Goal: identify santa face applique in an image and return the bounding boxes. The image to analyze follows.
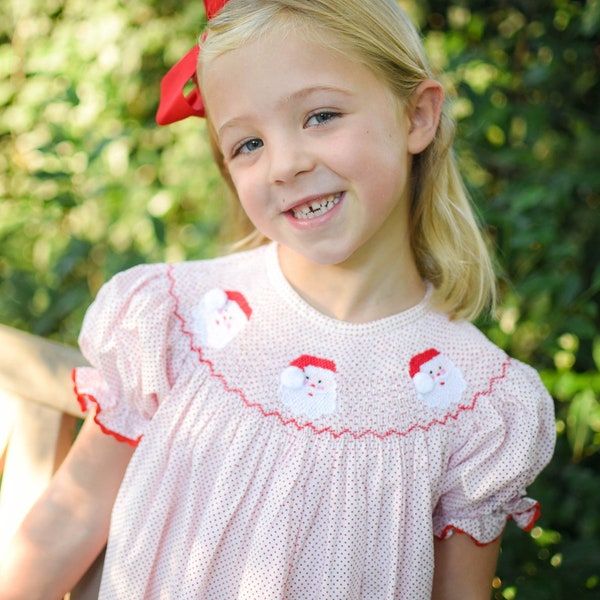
[279,355,337,420]
[409,348,466,410]
[192,288,252,349]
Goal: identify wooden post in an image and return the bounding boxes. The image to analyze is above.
[0,324,103,599]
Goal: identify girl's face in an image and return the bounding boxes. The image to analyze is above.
[203,29,417,271]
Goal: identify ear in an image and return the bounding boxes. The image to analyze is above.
[407,79,444,155]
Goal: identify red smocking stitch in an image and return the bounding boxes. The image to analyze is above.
[166,265,511,440]
[71,368,141,447]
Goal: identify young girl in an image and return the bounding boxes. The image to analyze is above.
[0,0,555,598]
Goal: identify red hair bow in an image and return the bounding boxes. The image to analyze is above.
[155,0,229,125]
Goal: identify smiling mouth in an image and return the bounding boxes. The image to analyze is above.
[291,193,342,220]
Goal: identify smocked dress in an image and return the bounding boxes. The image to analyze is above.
[73,243,556,599]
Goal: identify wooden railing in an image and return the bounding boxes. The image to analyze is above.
[0,324,104,599]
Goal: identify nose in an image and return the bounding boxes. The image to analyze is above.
[267,133,315,184]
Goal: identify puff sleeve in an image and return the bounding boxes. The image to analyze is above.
[433,359,556,544]
[72,264,176,445]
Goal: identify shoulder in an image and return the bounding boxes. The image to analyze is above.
[171,245,270,282]
[168,246,272,315]
[412,310,553,413]
[98,262,170,296]
[443,317,548,397]
[82,246,270,336]
[95,246,268,303]
[415,310,509,376]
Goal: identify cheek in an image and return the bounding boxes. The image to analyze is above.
[349,131,409,195]
[229,171,248,203]
[230,176,263,221]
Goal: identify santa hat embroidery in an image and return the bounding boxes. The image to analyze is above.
[409,348,440,379]
[291,354,337,372]
[223,290,252,320]
[281,355,337,389]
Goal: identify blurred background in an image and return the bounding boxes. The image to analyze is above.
[0,0,598,597]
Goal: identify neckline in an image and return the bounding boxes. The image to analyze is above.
[264,242,433,334]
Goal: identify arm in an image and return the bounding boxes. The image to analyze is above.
[432,532,501,600]
[0,412,136,600]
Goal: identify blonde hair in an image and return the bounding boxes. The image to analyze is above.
[199,0,496,321]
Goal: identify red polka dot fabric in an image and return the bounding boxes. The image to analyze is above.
[73,243,556,599]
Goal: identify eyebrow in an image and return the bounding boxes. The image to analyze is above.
[279,85,352,106]
[216,85,352,138]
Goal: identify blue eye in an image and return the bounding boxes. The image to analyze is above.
[233,138,263,157]
[305,111,340,127]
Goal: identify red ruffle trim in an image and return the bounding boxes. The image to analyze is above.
[435,525,503,547]
[71,368,141,447]
[435,502,541,546]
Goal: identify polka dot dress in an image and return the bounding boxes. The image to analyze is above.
[73,243,556,599]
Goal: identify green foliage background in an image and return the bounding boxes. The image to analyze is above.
[1,0,599,597]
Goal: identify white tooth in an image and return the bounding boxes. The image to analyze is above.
[292,193,341,219]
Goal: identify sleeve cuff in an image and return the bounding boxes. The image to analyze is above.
[72,368,142,446]
[434,497,541,546]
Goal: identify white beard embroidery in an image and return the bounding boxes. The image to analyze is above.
[412,355,467,410]
[279,365,337,420]
[193,289,249,349]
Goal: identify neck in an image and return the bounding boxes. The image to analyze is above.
[277,245,426,323]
